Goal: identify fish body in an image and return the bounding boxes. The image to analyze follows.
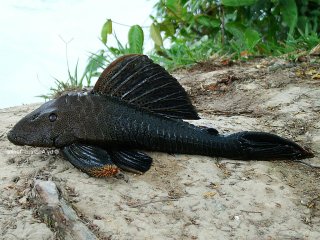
[7,55,314,177]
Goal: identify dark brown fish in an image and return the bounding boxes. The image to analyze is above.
[7,55,314,177]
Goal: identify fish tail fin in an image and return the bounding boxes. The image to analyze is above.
[220,131,314,160]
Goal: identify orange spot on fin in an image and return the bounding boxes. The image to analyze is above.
[87,165,119,177]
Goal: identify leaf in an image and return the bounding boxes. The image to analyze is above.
[240,50,250,58]
[159,20,175,38]
[128,25,144,54]
[279,0,298,37]
[244,28,260,50]
[195,15,220,28]
[101,19,112,45]
[310,43,320,56]
[297,16,309,34]
[203,191,216,199]
[222,0,257,6]
[166,0,183,18]
[85,50,105,74]
[150,23,163,47]
[225,22,245,41]
[108,47,121,56]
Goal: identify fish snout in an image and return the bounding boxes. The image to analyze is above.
[7,130,25,146]
[7,128,55,147]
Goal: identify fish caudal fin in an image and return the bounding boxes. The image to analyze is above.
[223,131,314,160]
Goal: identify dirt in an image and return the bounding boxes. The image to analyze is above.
[0,57,319,239]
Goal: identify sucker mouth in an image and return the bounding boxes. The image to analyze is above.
[7,130,26,146]
[8,130,57,148]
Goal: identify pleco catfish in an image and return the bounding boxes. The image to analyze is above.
[7,55,314,177]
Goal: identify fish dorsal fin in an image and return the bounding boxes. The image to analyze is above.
[93,54,199,119]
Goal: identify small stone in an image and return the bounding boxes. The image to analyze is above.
[300,199,307,205]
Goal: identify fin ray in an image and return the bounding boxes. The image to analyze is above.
[62,143,153,175]
[93,54,199,119]
[62,144,119,177]
[110,150,153,174]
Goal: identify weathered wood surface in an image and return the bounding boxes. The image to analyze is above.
[32,180,97,240]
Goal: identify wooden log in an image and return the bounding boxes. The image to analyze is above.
[32,180,97,240]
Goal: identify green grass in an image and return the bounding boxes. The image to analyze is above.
[39,48,106,100]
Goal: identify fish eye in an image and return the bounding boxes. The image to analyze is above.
[49,113,57,122]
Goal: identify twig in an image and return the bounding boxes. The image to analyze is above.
[0,210,23,216]
[218,4,225,45]
[129,197,179,208]
[111,20,149,28]
[295,160,320,169]
[240,210,263,215]
[262,173,274,181]
[199,109,262,117]
[219,161,246,165]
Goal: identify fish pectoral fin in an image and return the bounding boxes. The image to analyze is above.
[110,150,153,174]
[62,144,152,176]
[61,143,119,177]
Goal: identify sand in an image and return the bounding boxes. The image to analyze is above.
[0,57,319,239]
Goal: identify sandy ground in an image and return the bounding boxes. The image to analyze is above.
[0,57,319,239]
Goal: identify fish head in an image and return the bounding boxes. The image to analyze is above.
[7,95,78,148]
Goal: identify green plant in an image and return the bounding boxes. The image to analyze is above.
[43,20,148,99]
[149,0,320,66]
[78,19,147,79]
[45,0,320,97]
[91,1,320,71]
[100,19,145,58]
[39,40,101,99]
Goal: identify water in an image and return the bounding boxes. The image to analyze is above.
[0,0,156,108]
